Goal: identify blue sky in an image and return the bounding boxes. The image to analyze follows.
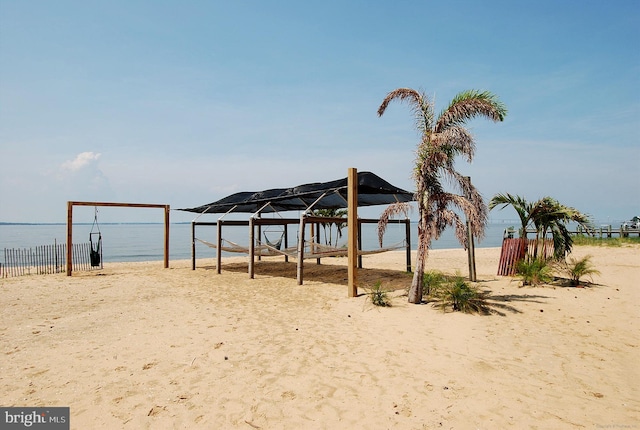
[1,0,638,225]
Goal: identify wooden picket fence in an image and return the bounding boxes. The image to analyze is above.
[497,237,555,276]
[1,242,100,278]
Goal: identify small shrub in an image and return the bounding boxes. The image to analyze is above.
[422,270,448,296]
[430,275,490,314]
[366,281,392,307]
[563,255,600,286]
[516,257,553,286]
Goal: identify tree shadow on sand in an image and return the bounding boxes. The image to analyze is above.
[480,293,552,316]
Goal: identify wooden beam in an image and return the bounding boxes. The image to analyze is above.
[66,201,73,276]
[164,205,170,269]
[296,213,305,285]
[249,216,255,279]
[347,167,358,297]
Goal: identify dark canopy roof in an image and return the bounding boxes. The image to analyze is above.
[180,171,415,214]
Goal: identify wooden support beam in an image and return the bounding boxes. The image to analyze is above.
[66,201,73,276]
[347,167,358,297]
[164,205,170,269]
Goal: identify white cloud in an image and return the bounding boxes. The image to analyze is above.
[61,152,101,172]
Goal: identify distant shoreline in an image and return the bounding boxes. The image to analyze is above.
[0,222,193,226]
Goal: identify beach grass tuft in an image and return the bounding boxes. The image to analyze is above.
[365,281,392,307]
[516,258,554,286]
[428,272,491,314]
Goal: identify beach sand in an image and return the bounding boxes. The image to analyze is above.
[1,245,639,429]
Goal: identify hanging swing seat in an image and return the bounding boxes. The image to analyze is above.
[90,233,102,267]
[89,208,103,268]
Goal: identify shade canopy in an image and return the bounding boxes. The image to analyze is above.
[180,171,415,214]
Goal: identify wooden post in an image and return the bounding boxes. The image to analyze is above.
[164,205,170,269]
[216,221,222,274]
[466,219,477,282]
[66,201,73,276]
[463,177,477,282]
[348,167,358,297]
[405,218,412,273]
[249,216,255,279]
[191,222,196,270]
[296,214,306,285]
[357,220,363,269]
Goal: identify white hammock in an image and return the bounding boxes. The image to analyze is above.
[195,237,281,256]
[302,240,407,259]
[197,237,407,259]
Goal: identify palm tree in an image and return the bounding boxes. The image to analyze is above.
[313,208,347,247]
[528,197,590,259]
[378,88,507,304]
[489,193,591,260]
[489,193,532,238]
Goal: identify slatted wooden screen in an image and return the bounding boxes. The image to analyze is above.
[497,238,555,276]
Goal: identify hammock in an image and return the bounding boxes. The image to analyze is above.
[196,237,283,257]
[357,240,407,255]
[302,239,408,259]
[197,237,407,259]
[263,232,283,250]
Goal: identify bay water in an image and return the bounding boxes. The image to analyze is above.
[0,222,510,264]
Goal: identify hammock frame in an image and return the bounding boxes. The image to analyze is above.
[191,215,412,283]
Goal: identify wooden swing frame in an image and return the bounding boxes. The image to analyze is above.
[66,201,170,276]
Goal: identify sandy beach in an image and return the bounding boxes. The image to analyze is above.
[1,245,639,429]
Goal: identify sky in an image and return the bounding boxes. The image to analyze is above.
[1,0,638,225]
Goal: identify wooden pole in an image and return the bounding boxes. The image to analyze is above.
[466,219,477,282]
[66,201,73,276]
[216,221,222,274]
[347,167,358,297]
[249,216,255,279]
[405,218,412,273]
[296,214,305,285]
[463,177,477,282]
[164,205,170,269]
[357,220,363,269]
[191,222,196,270]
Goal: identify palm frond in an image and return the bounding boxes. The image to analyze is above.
[431,126,475,162]
[377,88,421,116]
[377,202,412,247]
[435,90,507,132]
[377,88,433,134]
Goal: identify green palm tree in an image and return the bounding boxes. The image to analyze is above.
[378,88,507,304]
[529,197,590,259]
[313,208,347,246]
[489,193,591,260]
[489,193,532,238]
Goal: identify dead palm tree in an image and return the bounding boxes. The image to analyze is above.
[378,88,507,303]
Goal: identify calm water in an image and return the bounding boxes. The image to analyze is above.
[0,222,509,264]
